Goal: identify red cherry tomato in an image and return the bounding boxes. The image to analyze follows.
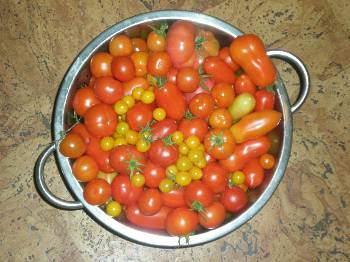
[137,188,163,215]
[111,56,135,82]
[178,117,208,141]
[90,52,113,78]
[123,77,149,95]
[230,34,276,87]
[243,158,264,189]
[235,74,257,95]
[184,181,214,208]
[165,208,198,236]
[126,205,172,230]
[161,188,186,208]
[84,103,117,138]
[111,174,142,205]
[59,133,86,159]
[254,89,275,111]
[155,82,185,121]
[110,145,146,176]
[86,136,114,173]
[219,136,271,172]
[218,47,240,71]
[151,119,177,141]
[73,87,100,117]
[202,162,228,193]
[148,139,179,168]
[126,102,153,131]
[72,155,99,182]
[203,56,236,84]
[147,51,172,76]
[94,76,123,104]
[109,34,133,56]
[204,128,235,160]
[167,21,195,65]
[259,153,276,170]
[143,161,166,188]
[211,83,235,108]
[84,178,111,205]
[199,202,226,229]
[176,67,200,93]
[189,93,215,119]
[221,186,248,213]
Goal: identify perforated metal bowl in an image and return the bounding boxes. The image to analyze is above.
[35,11,309,247]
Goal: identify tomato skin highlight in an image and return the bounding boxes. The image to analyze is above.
[184,181,214,208]
[203,56,236,84]
[126,205,172,230]
[111,56,135,82]
[221,186,248,213]
[73,87,101,117]
[230,110,281,143]
[111,174,142,205]
[161,188,187,208]
[126,102,153,131]
[202,162,228,194]
[219,136,271,172]
[165,208,199,236]
[147,51,172,76]
[94,76,124,104]
[243,158,265,189]
[148,139,179,168]
[90,52,113,78]
[155,82,186,121]
[189,93,215,119]
[137,188,163,216]
[230,34,276,87]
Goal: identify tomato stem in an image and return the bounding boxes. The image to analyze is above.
[195,36,204,50]
[162,135,175,146]
[209,131,224,152]
[184,110,195,120]
[234,68,244,77]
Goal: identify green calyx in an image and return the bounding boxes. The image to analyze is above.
[162,135,174,146]
[209,131,224,151]
[184,110,195,120]
[140,121,154,143]
[191,200,208,222]
[149,21,168,37]
[124,151,144,179]
[195,36,204,50]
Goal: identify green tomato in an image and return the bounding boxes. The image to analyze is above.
[228,93,256,121]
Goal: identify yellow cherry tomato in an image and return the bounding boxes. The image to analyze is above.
[116,122,129,135]
[114,137,127,146]
[117,114,126,122]
[179,143,189,155]
[171,131,184,145]
[159,178,175,193]
[114,100,128,114]
[112,131,123,139]
[230,171,245,185]
[195,158,207,168]
[125,130,139,144]
[189,167,203,180]
[176,156,193,171]
[136,139,150,152]
[153,108,166,121]
[141,90,155,104]
[100,136,114,151]
[185,135,200,149]
[188,149,204,163]
[106,201,122,217]
[123,95,135,108]
[197,144,205,152]
[132,87,144,100]
[131,173,145,188]
[175,171,192,186]
[166,165,178,178]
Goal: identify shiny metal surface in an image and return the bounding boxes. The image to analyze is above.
[34,10,309,247]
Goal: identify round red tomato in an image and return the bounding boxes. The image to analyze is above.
[199,202,226,229]
[143,161,166,188]
[209,108,233,129]
[202,162,228,193]
[161,188,186,208]
[151,119,177,141]
[126,102,153,131]
[221,186,248,213]
[166,67,178,84]
[184,181,214,208]
[90,52,113,78]
[235,74,257,95]
[178,117,208,141]
[72,155,99,182]
[110,145,146,176]
[111,174,142,205]
[137,188,163,215]
[84,103,117,138]
[243,158,264,189]
[59,133,86,159]
[94,76,123,104]
[111,56,135,82]
[204,128,235,160]
[189,93,215,119]
[165,208,198,236]
[83,178,111,205]
[148,139,179,168]
[166,21,195,66]
[109,34,133,57]
[73,87,100,117]
[211,83,235,108]
[147,51,172,76]
[177,67,200,93]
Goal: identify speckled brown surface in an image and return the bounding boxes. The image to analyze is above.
[1,0,349,261]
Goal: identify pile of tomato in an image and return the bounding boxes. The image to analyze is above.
[59,20,281,239]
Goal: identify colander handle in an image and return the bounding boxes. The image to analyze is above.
[267,49,310,113]
[34,143,83,210]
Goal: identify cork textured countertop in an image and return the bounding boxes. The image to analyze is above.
[1,1,349,261]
